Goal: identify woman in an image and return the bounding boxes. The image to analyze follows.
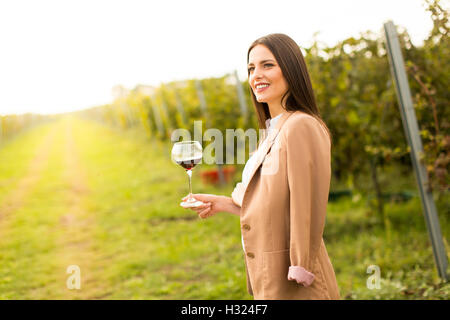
[182,33,340,300]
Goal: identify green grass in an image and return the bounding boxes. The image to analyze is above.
[0,115,448,299]
[0,123,53,205]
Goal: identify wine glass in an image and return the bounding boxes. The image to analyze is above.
[172,141,205,208]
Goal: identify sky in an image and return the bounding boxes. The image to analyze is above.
[0,0,442,115]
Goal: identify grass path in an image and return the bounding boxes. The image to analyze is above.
[0,116,247,299]
[0,115,448,300]
[52,119,104,299]
[0,127,54,223]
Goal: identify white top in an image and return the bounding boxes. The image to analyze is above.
[240,113,283,251]
[241,113,283,185]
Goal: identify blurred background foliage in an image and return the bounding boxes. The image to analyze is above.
[2,1,448,214]
[66,1,448,209]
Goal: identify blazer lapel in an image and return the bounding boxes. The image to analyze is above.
[241,111,295,206]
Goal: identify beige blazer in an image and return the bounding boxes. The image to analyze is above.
[231,111,340,300]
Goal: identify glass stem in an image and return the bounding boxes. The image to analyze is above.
[187,169,193,201]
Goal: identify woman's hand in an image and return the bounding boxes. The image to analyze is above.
[181,194,240,219]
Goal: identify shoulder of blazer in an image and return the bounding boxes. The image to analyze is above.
[282,112,321,135]
[285,111,316,124]
[281,112,330,146]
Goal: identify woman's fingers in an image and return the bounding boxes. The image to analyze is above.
[198,207,212,219]
[192,203,211,212]
[182,193,215,203]
[185,203,212,216]
[199,203,214,218]
[180,195,215,218]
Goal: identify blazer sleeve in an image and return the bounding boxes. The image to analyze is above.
[284,117,331,286]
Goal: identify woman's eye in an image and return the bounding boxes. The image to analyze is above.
[264,63,274,68]
[247,67,255,73]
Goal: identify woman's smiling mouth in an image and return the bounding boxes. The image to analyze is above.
[255,83,270,93]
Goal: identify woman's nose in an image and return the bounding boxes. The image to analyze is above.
[254,66,263,77]
[252,68,263,81]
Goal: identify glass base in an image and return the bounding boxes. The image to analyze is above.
[180,199,205,208]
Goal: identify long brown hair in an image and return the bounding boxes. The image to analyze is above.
[247,33,332,145]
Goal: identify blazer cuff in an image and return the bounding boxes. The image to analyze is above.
[287,266,315,287]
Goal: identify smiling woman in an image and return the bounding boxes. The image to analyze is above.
[184,33,340,300]
[247,46,288,120]
[246,34,332,134]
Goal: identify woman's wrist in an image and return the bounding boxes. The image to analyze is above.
[220,196,241,216]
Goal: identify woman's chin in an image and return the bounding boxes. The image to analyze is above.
[256,95,267,103]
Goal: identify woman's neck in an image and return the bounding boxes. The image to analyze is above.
[268,101,285,118]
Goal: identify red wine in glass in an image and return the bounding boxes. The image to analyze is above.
[176,157,202,171]
[171,141,204,208]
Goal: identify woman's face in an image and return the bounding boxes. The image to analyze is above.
[248,44,289,106]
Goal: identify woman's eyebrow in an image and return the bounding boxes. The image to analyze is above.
[247,59,275,66]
